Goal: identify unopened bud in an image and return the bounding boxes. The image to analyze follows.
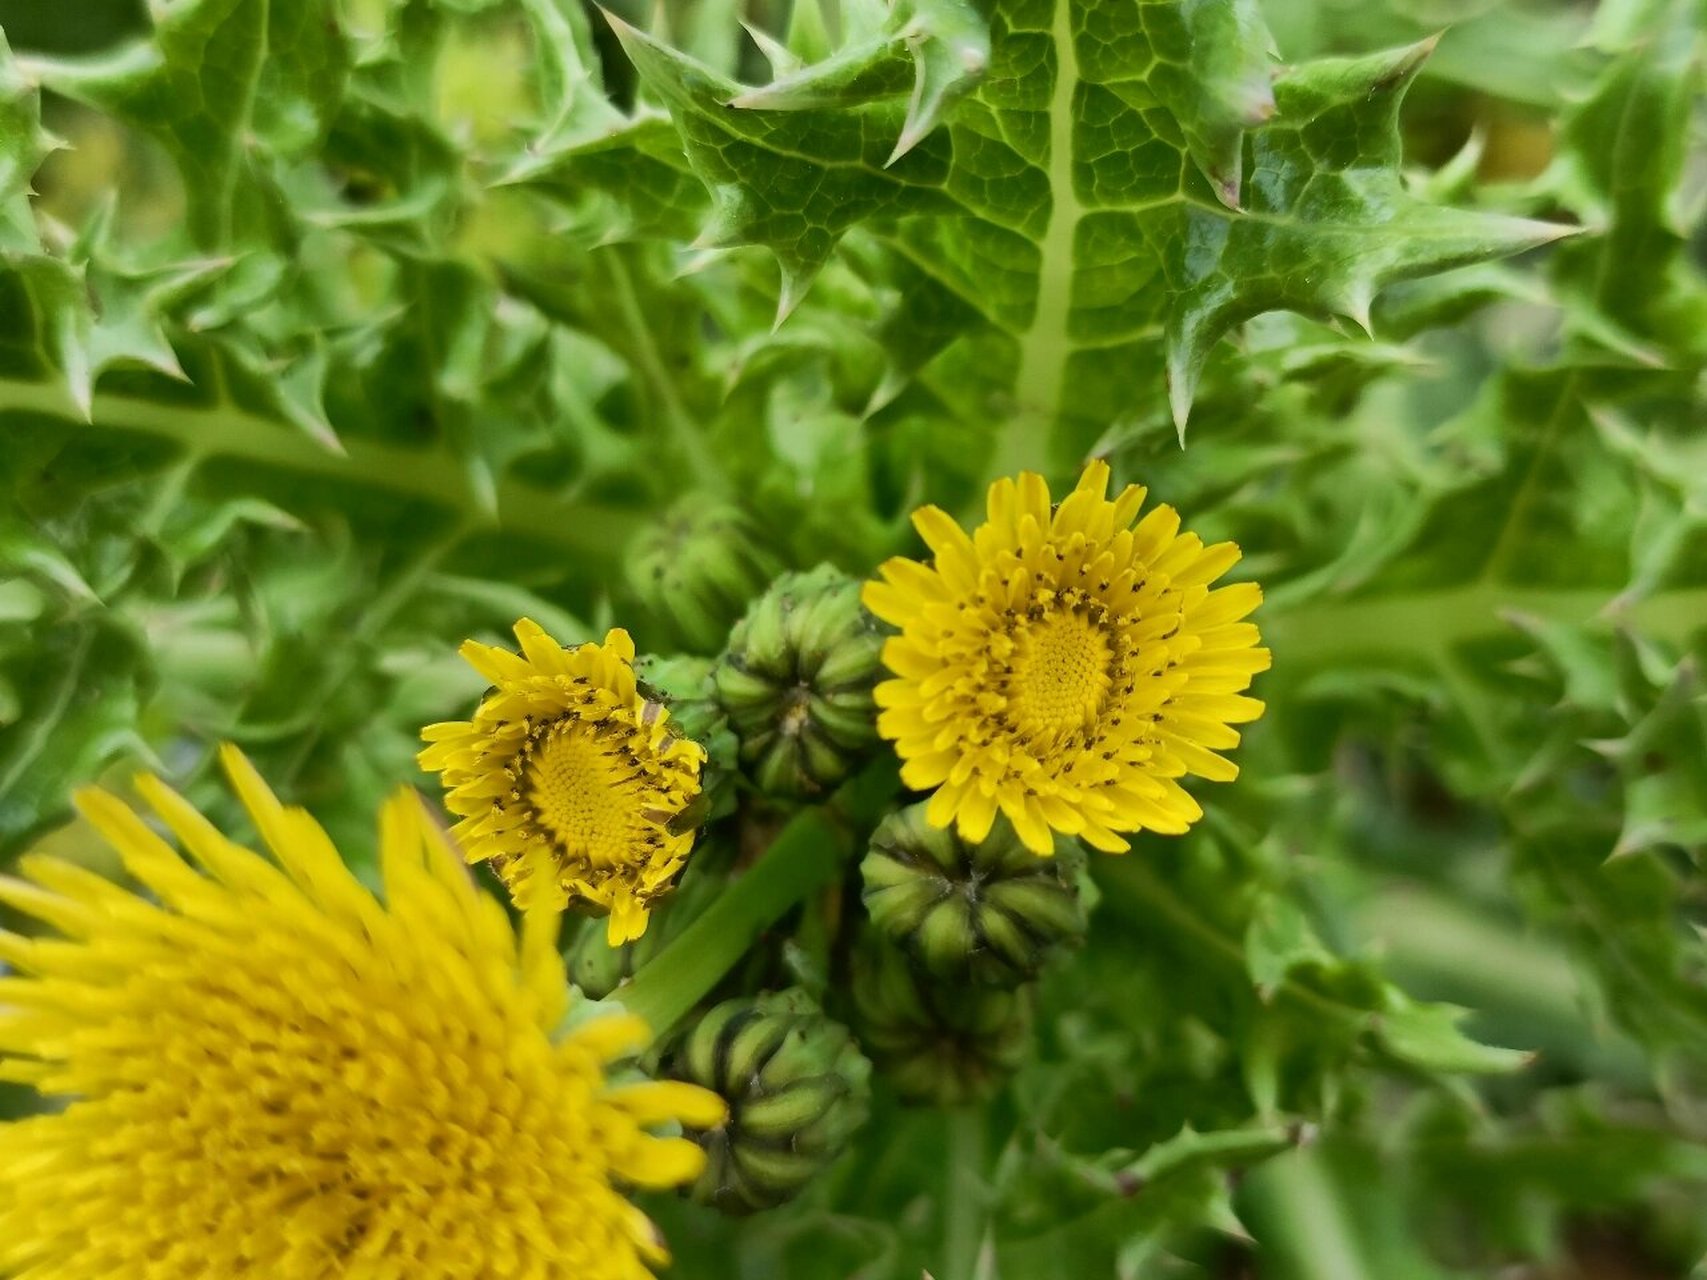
[666,990,871,1213]
[713,565,884,799]
[626,499,784,653]
[863,805,1086,987]
[850,939,1032,1106]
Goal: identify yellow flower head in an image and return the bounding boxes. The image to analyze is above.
[420,619,706,944]
[0,747,725,1280]
[862,461,1270,855]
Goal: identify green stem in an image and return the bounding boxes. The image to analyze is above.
[1264,583,1707,666]
[595,247,727,496]
[1248,1150,1369,1280]
[620,807,848,1035]
[0,377,639,556]
[942,1107,987,1280]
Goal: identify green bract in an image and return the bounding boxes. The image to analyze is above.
[666,989,873,1214]
[850,935,1036,1106]
[2,0,1704,1276]
[862,802,1087,986]
[713,564,885,798]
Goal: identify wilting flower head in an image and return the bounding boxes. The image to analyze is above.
[420,619,706,943]
[862,461,1269,855]
[0,746,724,1280]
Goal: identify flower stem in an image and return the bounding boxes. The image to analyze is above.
[942,1107,987,1280]
[620,807,848,1036]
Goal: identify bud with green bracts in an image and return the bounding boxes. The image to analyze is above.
[665,990,871,1214]
[713,564,885,799]
[862,804,1086,987]
[625,499,784,653]
[850,938,1033,1107]
[634,652,739,822]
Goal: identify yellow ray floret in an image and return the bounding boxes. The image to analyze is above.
[862,461,1270,855]
[419,620,706,944]
[0,746,725,1280]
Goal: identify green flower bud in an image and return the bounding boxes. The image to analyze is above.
[626,499,784,653]
[850,939,1033,1107]
[634,652,739,823]
[666,990,871,1214]
[862,805,1086,987]
[713,565,884,799]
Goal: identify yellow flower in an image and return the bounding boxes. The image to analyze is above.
[0,746,725,1280]
[420,620,706,944]
[862,461,1269,855]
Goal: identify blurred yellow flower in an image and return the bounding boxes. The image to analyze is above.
[863,461,1269,854]
[420,620,706,943]
[0,746,724,1280]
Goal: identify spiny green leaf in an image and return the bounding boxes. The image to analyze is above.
[0,27,58,248]
[1163,37,1568,427]
[1244,892,1333,1001]
[1115,1122,1298,1185]
[1374,996,1533,1076]
[0,31,93,414]
[607,8,957,320]
[28,0,350,248]
[616,3,1566,472]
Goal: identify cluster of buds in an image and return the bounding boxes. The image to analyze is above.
[712,565,886,799]
[602,513,1091,1181]
[850,806,1089,1102]
[666,991,871,1214]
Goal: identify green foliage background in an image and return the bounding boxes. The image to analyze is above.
[1,0,1704,1275]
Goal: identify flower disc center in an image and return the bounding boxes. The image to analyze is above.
[527,722,643,867]
[1005,608,1113,740]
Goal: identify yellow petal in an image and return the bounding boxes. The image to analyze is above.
[613,1135,706,1189]
[1075,458,1111,496]
[603,626,637,662]
[569,1011,651,1061]
[1174,540,1241,587]
[611,1080,728,1130]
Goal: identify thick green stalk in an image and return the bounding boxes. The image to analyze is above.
[1244,1150,1370,1280]
[0,377,639,556]
[1265,584,1707,664]
[620,808,848,1035]
[941,1107,988,1280]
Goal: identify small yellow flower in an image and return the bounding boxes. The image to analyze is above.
[420,620,706,943]
[0,747,725,1280]
[863,461,1269,855]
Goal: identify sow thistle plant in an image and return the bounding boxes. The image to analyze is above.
[3,0,1706,1276]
